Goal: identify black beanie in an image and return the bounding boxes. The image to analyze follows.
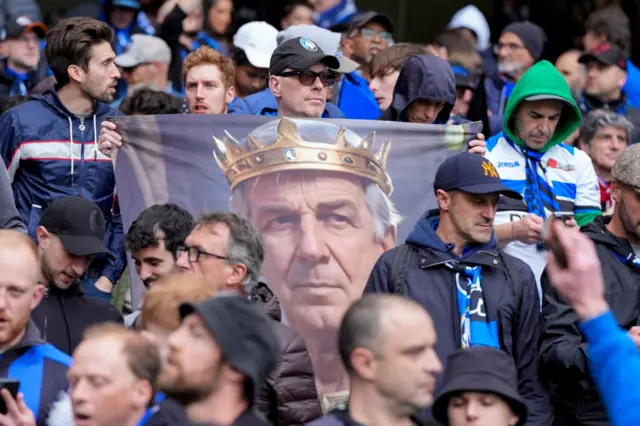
[179,295,281,405]
[502,21,547,61]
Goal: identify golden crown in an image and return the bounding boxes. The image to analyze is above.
[212,118,393,194]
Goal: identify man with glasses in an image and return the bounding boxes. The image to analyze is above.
[342,12,394,80]
[484,22,546,135]
[262,36,340,117]
[0,16,48,97]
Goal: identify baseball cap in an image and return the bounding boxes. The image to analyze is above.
[277,25,360,74]
[348,11,395,34]
[180,295,281,404]
[434,152,522,199]
[115,34,172,68]
[39,197,111,257]
[579,43,627,70]
[269,37,340,76]
[111,0,141,10]
[612,144,640,192]
[233,21,278,69]
[451,64,476,91]
[5,15,47,40]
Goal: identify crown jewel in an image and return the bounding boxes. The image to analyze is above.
[212,118,393,194]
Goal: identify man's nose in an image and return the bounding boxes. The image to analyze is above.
[195,84,204,98]
[295,217,328,264]
[139,264,152,280]
[175,251,192,270]
[71,257,91,276]
[311,75,325,90]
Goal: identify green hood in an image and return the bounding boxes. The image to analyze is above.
[503,60,582,152]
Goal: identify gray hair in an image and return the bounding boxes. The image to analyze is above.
[579,109,633,145]
[229,119,402,240]
[196,211,264,294]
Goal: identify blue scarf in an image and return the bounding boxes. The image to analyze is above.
[611,247,640,273]
[447,262,500,349]
[313,0,358,29]
[4,66,29,96]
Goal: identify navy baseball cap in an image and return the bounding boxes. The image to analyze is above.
[434,153,522,199]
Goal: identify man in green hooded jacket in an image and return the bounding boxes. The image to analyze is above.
[483,60,602,299]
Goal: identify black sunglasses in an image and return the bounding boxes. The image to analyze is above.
[277,70,337,87]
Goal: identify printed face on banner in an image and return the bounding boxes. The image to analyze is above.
[216,119,397,334]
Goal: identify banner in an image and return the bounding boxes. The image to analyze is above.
[112,114,480,406]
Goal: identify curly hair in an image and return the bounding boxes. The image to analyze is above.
[182,46,235,89]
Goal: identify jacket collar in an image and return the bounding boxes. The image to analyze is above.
[2,320,45,353]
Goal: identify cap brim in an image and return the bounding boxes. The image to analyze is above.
[578,53,612,66]
[112,0,141,9]
[335,56,360,73]
[459,182,522,199]
[433,375,528,426]
[244,48,272,69]
[351,13,395,33]
[13,22,48,39]
[114,53,140,68]
[524,94,569,103]
[58,234,112,257]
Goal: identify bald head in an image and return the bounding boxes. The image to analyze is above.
[0,230,39,286]
[555,50,586,99]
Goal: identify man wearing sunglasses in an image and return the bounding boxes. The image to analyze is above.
[342,12,394,80]
[263,36,340,117]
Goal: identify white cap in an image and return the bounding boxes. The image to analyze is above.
[277,24,360,74]
[115,34,171,68]
[233,21,279,69]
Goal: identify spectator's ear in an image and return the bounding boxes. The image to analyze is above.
[36,226,50,248]
[31,284,45,310]
[342,38,354,58]
[269,75,282,98]
[225,85,236,105]
[67,64,85,84]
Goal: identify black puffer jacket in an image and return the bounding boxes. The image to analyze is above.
[540,216,640,426]
[250,282,323,425]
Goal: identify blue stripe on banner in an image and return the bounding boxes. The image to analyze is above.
[551,181,577,199]
[8,347,44,421]
[469,320,500,349]
[500,179,526,194]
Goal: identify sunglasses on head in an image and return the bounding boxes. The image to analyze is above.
[277,70,338,87]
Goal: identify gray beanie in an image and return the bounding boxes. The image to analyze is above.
[502,21,547,61]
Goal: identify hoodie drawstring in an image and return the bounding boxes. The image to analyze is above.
[68,117,74,176]
[93,115,98,160]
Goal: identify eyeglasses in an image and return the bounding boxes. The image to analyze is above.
[277,70,337,87]
[493,42,526,54]
[359,28,393,42]
[176,245,228,263]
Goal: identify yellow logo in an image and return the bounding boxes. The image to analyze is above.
[482,161,498,178]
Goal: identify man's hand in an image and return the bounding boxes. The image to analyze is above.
[512,214,545,244]
[628,326,640,349]
[178,0,202,14]
[545,220,609,321]
[468,133,486,156]
[98,121,122,158]
[563,218,578,228]
[95,276,114,294]
[0,390,36,426]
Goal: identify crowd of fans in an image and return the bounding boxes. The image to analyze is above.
[0,0,639,426]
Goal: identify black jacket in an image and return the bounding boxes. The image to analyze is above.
[147,396,187,426]
[364,210,550,426]
[184,408,271,426]
[380,54,456,124]
[0,59,49,98]
[539,216,640,426]
[1,320,70,426]
[31,282,123,355]
[308,409,440,426]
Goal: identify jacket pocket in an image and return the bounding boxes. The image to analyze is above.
[27,204,42,240]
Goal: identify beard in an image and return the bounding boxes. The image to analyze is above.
[498,59,526,78]
[81,79,115,103]
[619,197,640,241]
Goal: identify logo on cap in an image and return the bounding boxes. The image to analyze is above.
[16,16,33,26]
[300,38,318,52]
[482,161,498,178]
[89,210,99,235]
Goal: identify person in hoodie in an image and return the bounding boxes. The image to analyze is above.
[381,54,465,125]
[482,60,601,293]
[539,143,640,426]
[0,17,126,299]
[32,197,123,356]
[228,26,346,118]
[0,230,71,426]
[543,216,640,426]
[0,16,48,97]
[365,152,550,426]
[446,5,495,76]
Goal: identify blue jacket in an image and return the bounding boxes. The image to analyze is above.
[364,210,550,426]
[228,88,345,118]
[0,321,71,426]
[335,72,380,120]
[0,90,126,284]
[623,59,640,108]
[580,311,640,426]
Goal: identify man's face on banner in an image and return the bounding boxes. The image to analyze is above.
[240,170,395,331]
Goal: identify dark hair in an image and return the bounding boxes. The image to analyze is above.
[338,294,385,374]
[0,96,28,115]
[282,0,313,19]
[45,17,114,87]
[126,204,195,259]
[585,5,631,56]
[197,211,264,293]
[231,47,251,68]
[370,43,429,77]
[119,88,185,115]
